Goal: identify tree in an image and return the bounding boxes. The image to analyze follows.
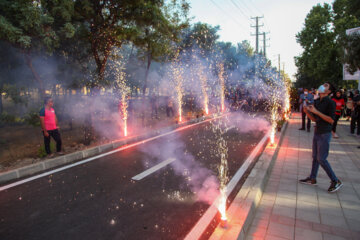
[295,3,342,88]
[0,0,74,96]
[333,0,360,75]
[181,22,220,56]
[134,0,190,95]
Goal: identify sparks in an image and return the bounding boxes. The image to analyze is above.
[218,62,225,112]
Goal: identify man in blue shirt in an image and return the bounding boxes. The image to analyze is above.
[299,88,314,132]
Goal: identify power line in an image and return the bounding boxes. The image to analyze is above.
[229,0,249,20]
[209,0,249,31]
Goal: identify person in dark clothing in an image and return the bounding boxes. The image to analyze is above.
[39,97,63,156]
[350,90,360,136]
[299,88,314,132]
[299,82,342,193]
[331,90,345,138]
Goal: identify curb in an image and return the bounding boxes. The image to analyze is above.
[0,115,212,185]
[209,119,289,240]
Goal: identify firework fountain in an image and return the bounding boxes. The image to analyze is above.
[113,51,130,137]
[217,63,226,112]
[169,51,184,122]
[193,54,209,115]
[211,120,229,227]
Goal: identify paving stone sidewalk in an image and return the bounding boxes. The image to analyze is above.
[245,112,360,240]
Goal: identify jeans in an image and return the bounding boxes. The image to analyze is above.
[310,132,338,182]
[332,114,341,133]
[43,129,62,154]
[301,110,311,130]
[350,111,360,135]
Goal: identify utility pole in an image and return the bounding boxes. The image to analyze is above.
[251,16,264,53]
[262,32,270,57]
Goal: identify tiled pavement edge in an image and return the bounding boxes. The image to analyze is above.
[243,113,360,240]
[0,115,214,185]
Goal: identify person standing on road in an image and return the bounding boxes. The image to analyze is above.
[299,88,314,132]
[39,97,63,156]
[331,90,345,138]
[300,82,343,193]
[350,90,360,136]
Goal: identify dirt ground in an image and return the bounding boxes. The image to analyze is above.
[0,108,200,173]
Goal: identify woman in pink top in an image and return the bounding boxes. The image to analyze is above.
[39,97,63,156]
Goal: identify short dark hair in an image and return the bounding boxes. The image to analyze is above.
[44,96,52,105]
[355,89,360,94]
[324,82,335,92]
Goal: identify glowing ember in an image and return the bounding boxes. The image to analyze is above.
[218,63,225,112]
[205,105,209,115]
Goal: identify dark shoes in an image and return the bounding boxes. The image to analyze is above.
[299,128,305,131]
[299,177,317,185]
[328,180,343,193]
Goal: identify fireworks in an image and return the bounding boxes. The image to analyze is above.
[211,120,229,224]
[112,49,130,137]
[170,50,184,123]
[217,63,225,112]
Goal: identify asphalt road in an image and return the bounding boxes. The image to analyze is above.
[0,116,264,240]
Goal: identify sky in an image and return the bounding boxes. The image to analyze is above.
[188,0,333,81]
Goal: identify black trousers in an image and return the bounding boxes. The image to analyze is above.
[351,111,360,135]
[301,110,311,130]
[43,129,62,154]
[332,114,341,133]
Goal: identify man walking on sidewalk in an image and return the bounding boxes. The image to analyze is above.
[299,82,343,193]
[299,88,314,132]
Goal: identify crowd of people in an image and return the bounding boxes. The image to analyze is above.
[297,87,360,139]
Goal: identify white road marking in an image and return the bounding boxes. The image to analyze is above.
[131,158,176,181]
[0,114,226,192]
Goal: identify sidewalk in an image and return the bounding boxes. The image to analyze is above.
[245,112,360,240]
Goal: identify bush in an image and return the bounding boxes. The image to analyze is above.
[0,112,16,124]
[24,111,40,127]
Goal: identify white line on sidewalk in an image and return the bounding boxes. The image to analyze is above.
[131,158,176,181]
[0,115,225,192]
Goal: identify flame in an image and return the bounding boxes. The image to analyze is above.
[270,126,275,145]
[124,119,127,137]
[218,188,227,220]
[205,104,209,115]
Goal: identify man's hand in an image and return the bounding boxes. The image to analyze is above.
[44,131,49,137]
[306,105,319,115]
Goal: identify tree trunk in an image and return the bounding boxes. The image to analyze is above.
[23,51,45,98]
[143,53,152,96]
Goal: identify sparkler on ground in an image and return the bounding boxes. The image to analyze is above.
[112,50,130,137]
[170,50,184,122]
[217,63,225,112]
[211,120,229,227]
[270,105,277,145]
[193,54,209,115]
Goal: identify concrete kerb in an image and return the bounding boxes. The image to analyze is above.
[209,119,289,240]
[0,114,215,185]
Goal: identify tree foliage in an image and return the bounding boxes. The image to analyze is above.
[295,0,360,88]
